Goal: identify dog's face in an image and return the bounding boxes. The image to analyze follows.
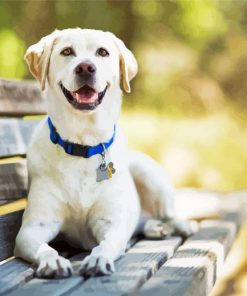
[25,28,137,112]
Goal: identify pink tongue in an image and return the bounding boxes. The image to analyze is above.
[72,87,98,103]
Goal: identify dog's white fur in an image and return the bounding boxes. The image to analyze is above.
[15,28,192,278]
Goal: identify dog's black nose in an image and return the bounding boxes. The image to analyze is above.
[75,62,96,76]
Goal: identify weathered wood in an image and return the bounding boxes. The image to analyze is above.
[0,118,39,158]
[0,210,23,261]
[0,237,138,295]
[138,217,239,296]
[70,238,182,296]
[0,160,28,204]
[0,259,34,295]
[0,79,45,116]
[19,119,41,145]
[0,246,86,295]
[6,237,182,296]
[219,192,247,230]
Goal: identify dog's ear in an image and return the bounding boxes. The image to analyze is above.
[112,35,138,93]
[24,30,59,91]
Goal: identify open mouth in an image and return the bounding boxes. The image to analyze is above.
[60,83,107,110]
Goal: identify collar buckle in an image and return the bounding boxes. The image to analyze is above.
[72,143,90,158]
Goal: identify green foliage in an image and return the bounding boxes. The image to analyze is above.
[177,0,227,47]
[0,29,26,78]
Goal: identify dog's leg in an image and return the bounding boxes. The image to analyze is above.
[15,222,72,278]
[129,150,194,238]
[14,183,72,278]
[79,222,126,278]
[79,187,139,278]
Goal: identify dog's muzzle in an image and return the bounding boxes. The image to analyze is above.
[60,83,107,111]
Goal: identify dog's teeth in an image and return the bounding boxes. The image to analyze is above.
[76,93,80,102]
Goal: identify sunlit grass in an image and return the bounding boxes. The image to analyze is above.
[121,107,247,191]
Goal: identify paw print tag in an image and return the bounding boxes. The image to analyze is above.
[96,152,116,182]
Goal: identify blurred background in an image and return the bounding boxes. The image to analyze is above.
[0,0,247,191]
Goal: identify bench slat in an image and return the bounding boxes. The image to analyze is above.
[0,79,45,116]
[138,210,243,296]
[0,210,23,261]
[0,237,138,295]
[0,160,27,204]
[5,237,182,296]
[0,247,88,295]
[0,119,39,158]
[0,259,33,295]
[71,238,182,296]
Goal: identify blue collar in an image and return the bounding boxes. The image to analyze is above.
[47,117,116,158]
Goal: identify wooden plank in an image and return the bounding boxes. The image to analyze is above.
[0,79,46,116]
[5,237,182,296]
[219,192,247,230]
[0,119,26,157]
[0,210,23,261]
[0,160,28,204]
[19,119,40,145]
[0,259,34,295]
[0,243,86,295]
[0,199,27,215]
[0,118,39,158]
[0,238,138,295]
[138,218,239,296]
[70,238,182,296]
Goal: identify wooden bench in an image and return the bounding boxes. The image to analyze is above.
[0,78,246,296]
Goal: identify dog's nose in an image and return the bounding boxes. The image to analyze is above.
[75,62,96,76]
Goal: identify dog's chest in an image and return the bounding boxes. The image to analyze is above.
[56,156,100,205]
[55,156,111,249]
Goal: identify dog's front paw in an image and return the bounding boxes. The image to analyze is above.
[35,255,72,279]
[168,218,198,238]
[143,219,174,238]
[143,218,198,239]
[79,255,115,279]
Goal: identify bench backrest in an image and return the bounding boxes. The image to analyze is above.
[0,79,44,261]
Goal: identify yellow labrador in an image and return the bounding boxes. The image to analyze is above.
[14,28,192,279]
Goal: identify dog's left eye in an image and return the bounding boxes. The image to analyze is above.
[60,47,74,56]
[96,48,109,57]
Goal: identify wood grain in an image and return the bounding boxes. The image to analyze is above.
[0,237,138,295]
[0,259,34,295]
[0,79,45,116]
[0,160,28,204]
[138,212,242,296]
[0,118,39,158]
[5,237,182,296]
[0,210,23,261]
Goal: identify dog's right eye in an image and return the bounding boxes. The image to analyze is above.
[60,47,74,56]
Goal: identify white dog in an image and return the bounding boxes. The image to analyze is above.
[15,28,192,279]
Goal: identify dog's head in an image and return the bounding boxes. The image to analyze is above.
[25,28,137,112]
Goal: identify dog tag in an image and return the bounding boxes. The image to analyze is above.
[96,153,116,182]
[96,162,109,182]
